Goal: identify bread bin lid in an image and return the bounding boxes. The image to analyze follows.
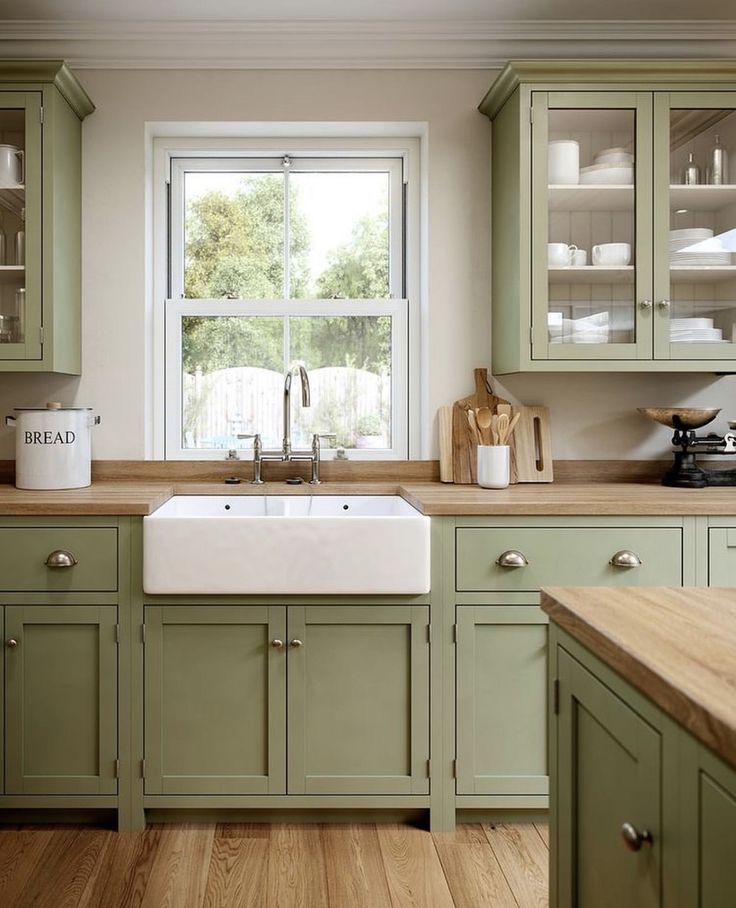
[12,401,93,412]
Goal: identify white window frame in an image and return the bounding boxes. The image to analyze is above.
[150,136,422,461]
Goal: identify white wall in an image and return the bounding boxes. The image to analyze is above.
[0,67,733,461]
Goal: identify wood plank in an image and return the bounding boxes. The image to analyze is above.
[377,823,454,908]
[484,823,549,907]
[215,823,270,839]
[204,836,269,908]
[321,824,392,908]
[112,826,165,908]
[77,831,145,908]
[265,825,329,908]
[140,824,215,908]
[542,586,736,770]
[9,829,90,907]
[0,829,54,906]
[32,830,110,908]
[433,824,518,908]
[534,822,550,848]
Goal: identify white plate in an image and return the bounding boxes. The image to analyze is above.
[670,318,714,329]
[579,164,633,185]
[670,228,714,239]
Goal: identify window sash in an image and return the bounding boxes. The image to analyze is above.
[169,156,404,300]
[165,298,408,460]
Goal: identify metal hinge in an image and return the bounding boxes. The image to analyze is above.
[141,624,146,644]
[427,624,431,644]
[530,326,534,344]
[114,759,120,778]
[452,758,458,779]
[39,326,44,345]
[453,623,458,644]
[115,624,120,644]
[553,678,560,715]
[529,105,534,125]
[140,759,146,779]
[40,106,44,124]
[427,758,431,778]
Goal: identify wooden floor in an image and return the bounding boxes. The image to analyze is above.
[0,821,549,907]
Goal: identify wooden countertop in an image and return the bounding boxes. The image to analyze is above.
[541,586,736,769]
[1,478,736,516]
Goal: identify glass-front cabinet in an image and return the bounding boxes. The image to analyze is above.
[0,63,94,373]
[481,62,736,373]
[0,92,41,360]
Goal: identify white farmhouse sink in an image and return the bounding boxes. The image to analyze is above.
[143,495,430,595]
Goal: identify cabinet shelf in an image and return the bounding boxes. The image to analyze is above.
[548,184,634,212]
[670,184,736,211]
[0,266,24,285]
[670,265,736,283]
[549,266,634,285]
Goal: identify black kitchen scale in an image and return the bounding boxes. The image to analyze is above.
[639,407,736,488]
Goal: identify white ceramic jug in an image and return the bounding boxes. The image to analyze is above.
[0,144,23,186]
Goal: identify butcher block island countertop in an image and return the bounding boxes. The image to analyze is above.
[542,586,736,770]
[3,475,736,515]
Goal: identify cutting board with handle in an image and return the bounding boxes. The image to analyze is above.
[452,369,510,484]
[512,405,553,482]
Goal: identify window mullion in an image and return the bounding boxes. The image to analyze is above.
[283,157,291,299]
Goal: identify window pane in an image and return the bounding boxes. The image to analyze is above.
[290,315,392,449]
[289,172,390,299]
[181,315,284,449]
[184,173,285,299]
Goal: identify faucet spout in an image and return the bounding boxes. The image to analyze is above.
[283,363,311,455]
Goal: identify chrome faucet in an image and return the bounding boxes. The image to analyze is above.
[238,363,335,484]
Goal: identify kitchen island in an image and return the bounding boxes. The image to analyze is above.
[542,586,736,907]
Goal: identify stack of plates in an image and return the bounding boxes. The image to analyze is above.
[548,311,610,344]
[669,316,727,343]
[670,228,731,265]
[579,162,634,185]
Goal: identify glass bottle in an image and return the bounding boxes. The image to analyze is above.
[682,152,701,185]
[707,134,729,185]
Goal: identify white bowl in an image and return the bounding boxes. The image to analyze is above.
[579,163,634,185]
[594,149,634,165]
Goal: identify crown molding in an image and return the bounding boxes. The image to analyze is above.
[0,19,735,69]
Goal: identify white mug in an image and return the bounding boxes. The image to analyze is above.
[592,242,631,266]
[571,248,588,266]
[0,144,24,187]
[477,445,510,490]
[548,243,577,268]
[548,140,580,185]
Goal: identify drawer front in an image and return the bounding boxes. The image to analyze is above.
[456,526,682,592]
[0,528,118,592]
[708,528,736,586]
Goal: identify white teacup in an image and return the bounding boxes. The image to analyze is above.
[592,242,631,266]
[571,248,588,266]
[548,242,577,268]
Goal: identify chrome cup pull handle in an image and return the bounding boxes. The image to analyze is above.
[495,550,529,569]
[45,550,78,569]
[609,550,642,569]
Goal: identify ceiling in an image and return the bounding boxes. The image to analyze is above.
[2,0,736,20]
[0,0,735,68]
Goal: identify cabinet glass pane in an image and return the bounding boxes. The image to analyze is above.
[547,109,636,346]
[668,108,736,351]
[0,107,26,345]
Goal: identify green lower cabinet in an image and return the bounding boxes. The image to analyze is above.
[144,606,286,795]
[287,605,430,795]
[556,648,661,908]
[456,605,548,797]
[707,528,736,585]
[5,605,118,795]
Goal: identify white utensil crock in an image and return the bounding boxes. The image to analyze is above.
[477,445,510,490]
[548,140,579,185]
[5,402,100,490]
[0,144,24,186]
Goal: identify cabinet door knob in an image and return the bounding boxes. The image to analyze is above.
[621,822,653,851]
[289,639,304,648]
[657,299,671,311]
[45,550,78,569]
[6,638,18,648]
[495,550,529,568]
[270,639,284,649]
[609,550,643,568]
[639,300,653,311]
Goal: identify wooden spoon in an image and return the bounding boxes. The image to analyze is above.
[505,412,520,443]
[466,409,482,446]
[476,407,493,445]
[496,412,509,445]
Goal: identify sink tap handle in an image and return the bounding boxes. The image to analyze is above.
[237,432,262,453]
[312,432,337,452]
[237,433,264,484]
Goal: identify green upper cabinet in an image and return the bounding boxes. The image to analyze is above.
[0,62,94,374]
[480,61,736,373]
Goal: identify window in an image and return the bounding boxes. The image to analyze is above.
[164,153,409,459]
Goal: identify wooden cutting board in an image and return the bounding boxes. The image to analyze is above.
[452,369,511,484]
[438,406,453,483]
[513,405,554,483]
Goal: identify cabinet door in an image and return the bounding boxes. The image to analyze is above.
[288,606,429,795]
[707,527,736,585]
[144,605,285,795]
[653,92,736,363]
[5,605,117,795]
[531,91,653,362]
[456,605,548,797]
[555,648,661,908]
[0,91,42,361]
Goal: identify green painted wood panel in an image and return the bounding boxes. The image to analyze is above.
[5,605,117,795]
[456,526,682,592]
[144,605,286,796]
[700,770,736,907]
[0,91,42,363]
[288,605,430,796]
[556,647,661,908]
[456,605,548,797]
[0,607,3,795]
[707,527,736,585]
[0,527,118,592]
